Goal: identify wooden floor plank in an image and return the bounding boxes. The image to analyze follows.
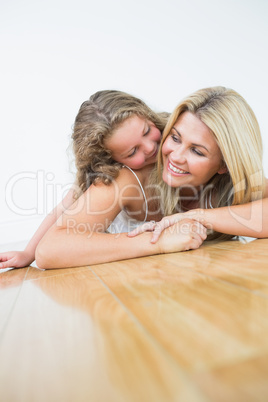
[192,353,268,402]
[0,267,29,336]
[24,265,90,281]
[202,238,268,256]
[0,268,206,402]
[89,256,268,373]
[161,250,268,295]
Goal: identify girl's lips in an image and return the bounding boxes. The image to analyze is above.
[168,160,190,175]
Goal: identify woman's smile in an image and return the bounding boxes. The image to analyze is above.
[162,112,225,189]
[167,160,190,175]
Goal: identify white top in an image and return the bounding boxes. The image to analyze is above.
[107,166,148,234]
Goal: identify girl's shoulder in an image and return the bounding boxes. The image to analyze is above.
[116,165,151,186]
[114,166,151,206]
[87,166,146,199]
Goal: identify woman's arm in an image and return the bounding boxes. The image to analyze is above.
[186,198,268,238]
[0,187,76,269]
[35,169,206,269]
[186,180,268,238]
[35,220,206,269]
[129,198,268,242]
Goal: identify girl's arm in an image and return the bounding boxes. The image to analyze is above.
[0,187,76,269]
[35,169,206,269]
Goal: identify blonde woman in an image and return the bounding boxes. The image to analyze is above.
[129,86,268,242]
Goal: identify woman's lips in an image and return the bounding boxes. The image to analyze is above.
[168,160,189,175]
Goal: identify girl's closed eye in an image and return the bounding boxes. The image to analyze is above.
[143,126,150,136]
[127,147,137,158]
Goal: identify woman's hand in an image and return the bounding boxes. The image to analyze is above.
[128,213,184,243]
[0,250,34,269]
[157,218,207,253]
[128,210,207,243]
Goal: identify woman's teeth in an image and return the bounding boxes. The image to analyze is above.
[169,162,189,174]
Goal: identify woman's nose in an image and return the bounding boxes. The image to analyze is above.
[172,146,187,163]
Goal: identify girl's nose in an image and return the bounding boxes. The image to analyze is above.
[143,140,154,155]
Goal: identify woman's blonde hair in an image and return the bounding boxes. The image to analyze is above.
[71,90,168,193]
[155,86,266,239]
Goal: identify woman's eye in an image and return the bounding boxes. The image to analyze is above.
[128,148,137,158]
[171,134,180,143]
[192,148,204,157]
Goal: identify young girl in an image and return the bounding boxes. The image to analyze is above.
[129,86,268,242]
[1,90,203,269]
[34,86,268,269]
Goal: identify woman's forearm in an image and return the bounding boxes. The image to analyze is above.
[24,211,65,262]
[189,198,268,238]
[35,219,204,269]
[24,188,76,261]
[35,227,161,268]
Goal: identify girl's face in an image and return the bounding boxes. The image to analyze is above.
[105,116,161,169]
[162,112,226,192]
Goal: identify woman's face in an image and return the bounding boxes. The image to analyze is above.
[105,115,161,169]
[162,112,226,192]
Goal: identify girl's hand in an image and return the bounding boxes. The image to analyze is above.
[128,213,184,243]
[0,251,34,269]
[158,219,207,254]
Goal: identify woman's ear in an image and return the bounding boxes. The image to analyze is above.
[218,162,228,175]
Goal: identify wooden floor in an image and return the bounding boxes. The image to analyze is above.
[1,237,268,402]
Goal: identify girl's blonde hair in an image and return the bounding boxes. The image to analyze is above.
[155,86,266,239]
[71,90,168,193]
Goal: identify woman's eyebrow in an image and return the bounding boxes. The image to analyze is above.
[172,126,209,152]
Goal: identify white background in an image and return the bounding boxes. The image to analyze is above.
[0,0,267,245]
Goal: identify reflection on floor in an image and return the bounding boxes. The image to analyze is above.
[1,237,268,401]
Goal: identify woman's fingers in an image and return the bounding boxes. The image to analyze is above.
[128,218,173,241]
[150,218,173,243]
[127,221,157,237]
[184,221,208,249]
[191,221,207,240]
[128,215,207,248]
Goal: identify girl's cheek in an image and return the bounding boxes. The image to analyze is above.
[154,128,162,142]
[127,156,145,169]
